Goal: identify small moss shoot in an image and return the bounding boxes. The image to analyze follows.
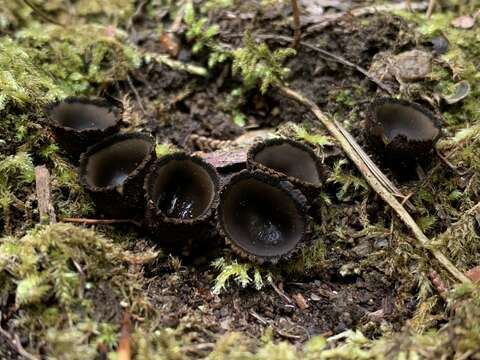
[211,257,272,294]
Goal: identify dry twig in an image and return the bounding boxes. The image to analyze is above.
[117,312,131,360]
[290,0,301,49]
[126,75,146,114]
[35,165,56,224]
[22,0,64,26]
[426,0,436,18]
[61,218,142,227]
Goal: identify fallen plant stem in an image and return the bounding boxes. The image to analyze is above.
[277,84,471,284]
[117,312,131,360]
[22,0,64,26]
[426,0,436,18]
[145,52,207,76]
[290,0,301,49]
[61,218,142,226]
[126,75,146,114]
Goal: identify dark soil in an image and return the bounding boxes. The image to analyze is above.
[99,0,423,345]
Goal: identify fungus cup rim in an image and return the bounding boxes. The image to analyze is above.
[44,96,123,135]
[217,170,308,264]
[247,137,324,189]
[79,132,155,193]
[144,152,221,226]
[368,97,443,145]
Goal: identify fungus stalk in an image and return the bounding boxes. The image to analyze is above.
[277,84,471,284]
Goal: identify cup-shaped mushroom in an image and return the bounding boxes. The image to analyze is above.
[366,98,442,161]
[144,153,221,249]
[79,133,155,217]
[44,97,122,159]
[247,138,324,200]
[217,171,308,264]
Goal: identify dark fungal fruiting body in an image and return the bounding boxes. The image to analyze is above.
[144,153,221,252]
[217,170,308,264]
[44,97,122,159]
[366,98,442,163]
[79,133,155,218]
[247,138,324,200]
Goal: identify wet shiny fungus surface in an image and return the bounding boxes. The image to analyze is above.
[220,175,306,258]
[148,157,218,220]
[85,137,152,188]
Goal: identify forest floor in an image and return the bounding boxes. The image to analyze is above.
[1,0,480,359]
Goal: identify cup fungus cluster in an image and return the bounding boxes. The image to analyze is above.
[44,97,327,263]
[45,96,442,265]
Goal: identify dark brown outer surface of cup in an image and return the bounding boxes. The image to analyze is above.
[44,97,122,159]
[365,98,442,162]
[79,133,156,218]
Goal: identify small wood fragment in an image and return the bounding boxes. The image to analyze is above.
[196,149,248,171]
[293,293,309,310]
[35,165,56,224]
[117,312,131,360]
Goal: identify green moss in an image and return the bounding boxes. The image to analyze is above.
[1,0,135,29]
[0,223,152,357]
[17,23,140,95]
[211,257,272,294]
[396,11,480,126]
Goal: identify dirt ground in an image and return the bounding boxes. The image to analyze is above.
[1,0,480,359]
[120,0,416,349]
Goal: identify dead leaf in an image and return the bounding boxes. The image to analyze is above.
[466,266,480,283]
[443,80,471,105]
[160,33,180,57]
[451,15,475,29]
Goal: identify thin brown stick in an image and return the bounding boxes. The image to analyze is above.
[126,75,146,114]
[35,165,56,224]
[271,282,293,304]
[22,0,64,26]
[277,85,471,284]
[405,0,413,11]
[117,312,131,360]
[426,0,436,18]
[290,0,301,49]
[61,218,141,227]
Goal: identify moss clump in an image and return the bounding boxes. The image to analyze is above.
[1,0,135,30]
[0,223,154,358]
[396,11,480,126]
[16,23,140,96]
[0,152,35,234]
[0,37,64,111]
[211,257,272,294]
